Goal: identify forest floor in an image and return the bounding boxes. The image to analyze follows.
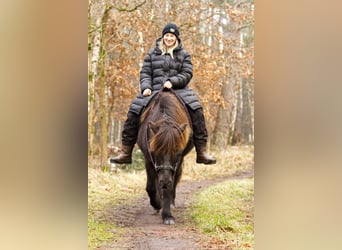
[89,146,254,250]
[99,172,253,250]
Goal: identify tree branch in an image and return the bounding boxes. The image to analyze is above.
[236,25,249,32]
[112,0,146,12]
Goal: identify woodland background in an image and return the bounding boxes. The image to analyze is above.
[88,0,254,168]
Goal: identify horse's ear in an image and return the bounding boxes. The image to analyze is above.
[149,121,159,134]
[179,123,187,133]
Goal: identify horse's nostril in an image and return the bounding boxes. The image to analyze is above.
[160,181,170,189]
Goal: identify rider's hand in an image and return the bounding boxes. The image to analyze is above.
[143,88,152,96]
[163,81,172,89]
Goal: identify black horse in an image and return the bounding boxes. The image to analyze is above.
[137,89,194,225]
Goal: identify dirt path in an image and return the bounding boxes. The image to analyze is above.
[98,170,253,250]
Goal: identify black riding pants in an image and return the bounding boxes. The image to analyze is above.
[121,111,140,146]
[188,107,208,148]
[121,108,208,148]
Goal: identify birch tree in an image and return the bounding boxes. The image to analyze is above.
[88,0,108,167]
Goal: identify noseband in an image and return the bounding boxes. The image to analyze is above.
[155,164,177,172]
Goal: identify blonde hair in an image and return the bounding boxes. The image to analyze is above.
[159,39,179,59]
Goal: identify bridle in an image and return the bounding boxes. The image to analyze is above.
[155,165,176,172]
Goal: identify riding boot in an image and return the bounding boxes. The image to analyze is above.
[196,146,216,164]
[110,145,134,164]
[188,107,216,165]
[110,111,140,164]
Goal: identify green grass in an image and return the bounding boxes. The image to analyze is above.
[188,178,254,249]
[88,217,118,249]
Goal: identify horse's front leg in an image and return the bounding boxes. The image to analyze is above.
[145,161,161,211]
[172,165,182,207]
[159,174,175,225]
[161,186,175,224]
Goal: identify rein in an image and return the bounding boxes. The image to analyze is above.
[169,88,193,130]
[145,91,159,171]
[146,126,157,169]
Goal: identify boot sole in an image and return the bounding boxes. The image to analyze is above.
[196,159,216,165]
[109,158,132,164]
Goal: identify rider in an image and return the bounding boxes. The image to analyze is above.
[111,23,216,165]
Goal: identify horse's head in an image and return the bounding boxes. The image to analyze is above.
[148,119,187,187]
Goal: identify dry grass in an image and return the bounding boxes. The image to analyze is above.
[182,145,254,181]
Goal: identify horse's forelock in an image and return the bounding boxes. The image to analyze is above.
[146,91,190,156]
[150,93,191,154]
[150,123,188,156]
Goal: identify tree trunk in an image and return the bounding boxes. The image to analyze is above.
[212,79,233,148]
[241,78,253,143]
[88,1,111,167]
[99,73,108,167]
[232,77,243,144]
[232,78,253,144]
[88,1,106,165]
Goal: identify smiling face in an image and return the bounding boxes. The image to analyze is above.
[163,33,177,48]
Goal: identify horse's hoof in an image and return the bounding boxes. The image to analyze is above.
[163,217,175,225]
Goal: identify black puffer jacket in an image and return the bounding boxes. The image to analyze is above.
[129,37,202,115]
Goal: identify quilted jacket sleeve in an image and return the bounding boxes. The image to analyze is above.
[139,52,153,94]
[169,51,193,89]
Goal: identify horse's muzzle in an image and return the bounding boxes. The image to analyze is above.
[158,169,173,189]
